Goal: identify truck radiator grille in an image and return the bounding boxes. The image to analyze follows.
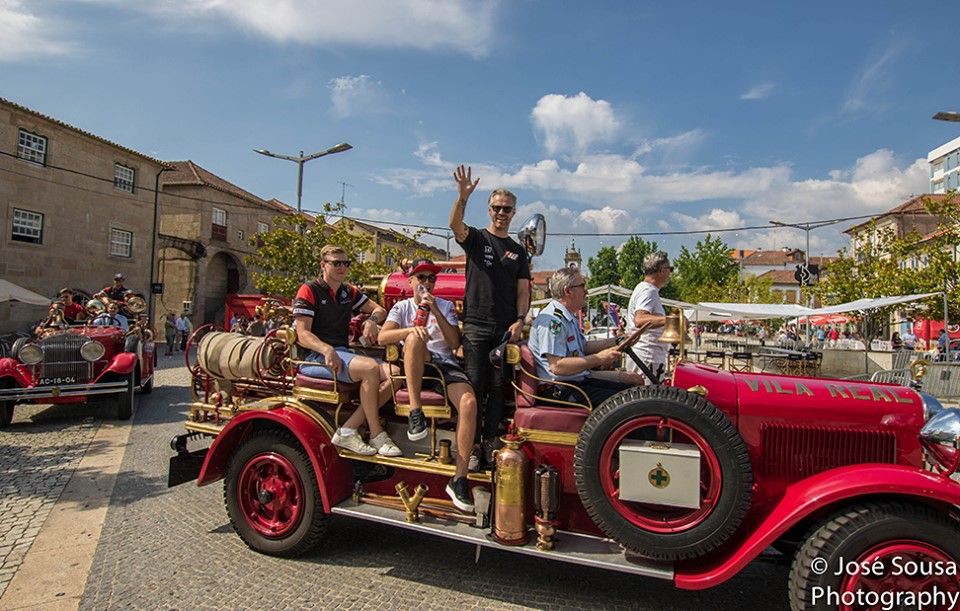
[759,423,896,479]
[39,335,93,384]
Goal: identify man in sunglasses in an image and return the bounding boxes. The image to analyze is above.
[625,251,672,384]
[529,268,643,407]
[378,259,478,511]
[292,245,401,457]
[449,165,531,468]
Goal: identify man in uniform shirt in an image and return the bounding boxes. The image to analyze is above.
[449,165,531,465]
[625,251,672,384]
[529,268,642,406]
[292,245,401,457]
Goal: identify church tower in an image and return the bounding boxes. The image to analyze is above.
[564,238,581,270]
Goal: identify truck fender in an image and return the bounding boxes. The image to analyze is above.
[196,406,352,513]
[101,352,137,377]
[0,358,33,388]
[674,464,960,590]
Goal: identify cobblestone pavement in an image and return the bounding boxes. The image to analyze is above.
[0,400,106,598]
[79,353,790,610]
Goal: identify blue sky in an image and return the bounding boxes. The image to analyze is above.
[2,1,957,269]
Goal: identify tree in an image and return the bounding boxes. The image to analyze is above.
[246,202,433,297]
[671,234,741,303]
[617,236,660,290]
[586,246,623,309]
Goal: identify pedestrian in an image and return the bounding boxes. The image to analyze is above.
[902,326,917,351]
[177,313,192,351]
[891,332,903,351]
[624,252,672,385]
[164,312,177,355]
[816,326,826,349]
[247,315,265,337]
[448,164,531,468]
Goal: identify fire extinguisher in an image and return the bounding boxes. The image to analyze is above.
[492,435,529,545]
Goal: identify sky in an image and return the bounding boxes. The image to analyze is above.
[2,0,958,271]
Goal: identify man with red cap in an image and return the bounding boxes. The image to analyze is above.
[379,259,478,511]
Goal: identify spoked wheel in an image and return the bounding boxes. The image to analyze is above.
[575,385,752,560]
[224,429,329,557]
[789,501,960,611]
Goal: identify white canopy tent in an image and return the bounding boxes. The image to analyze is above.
[660,292,941,322]
[0,279,50,306]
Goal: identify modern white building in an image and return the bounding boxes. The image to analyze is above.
[928,135,960,193]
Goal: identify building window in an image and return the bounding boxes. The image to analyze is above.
[17,129,47,165]
[109,228,133,257]
[212,207,227,241]
[11,208,43,244]
[114,163,135,193]
[257,222,269,233]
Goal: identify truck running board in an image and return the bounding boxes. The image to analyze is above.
[331,500,674,581]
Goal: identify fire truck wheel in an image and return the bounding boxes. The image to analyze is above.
[114,372,135,420]
[0,401,12,429]
[788,501,960,611]
[574,385,752,561]
[224,429,329,557]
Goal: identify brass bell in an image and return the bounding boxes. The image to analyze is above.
[659,312,683,344]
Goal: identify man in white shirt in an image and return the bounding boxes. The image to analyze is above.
[93,301,129,331]
[625,251,672,384]
[378,259,477,512]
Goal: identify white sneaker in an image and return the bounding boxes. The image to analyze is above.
[370,431,402,457]
[332,430,377,455]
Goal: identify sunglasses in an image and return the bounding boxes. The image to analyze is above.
[416,274,437,282]
[490,205,515,214]
[324,259,352,268]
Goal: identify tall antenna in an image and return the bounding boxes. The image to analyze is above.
[338,181,354,205]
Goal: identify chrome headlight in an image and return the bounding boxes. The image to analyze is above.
[18,343,43,365]
[921,408,960,447]
[80,340,105,362]
[920,391,945,422]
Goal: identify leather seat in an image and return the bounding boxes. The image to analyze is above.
[294,373,359,393]
[512,343,590,435]
[394,388,446,406]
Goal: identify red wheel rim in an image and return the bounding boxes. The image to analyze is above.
[598,416,722,533]
[839,540,959,611]
[237,452,305,539]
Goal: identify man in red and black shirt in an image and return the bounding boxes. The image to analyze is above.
[292,245,401,457]
[59,288,86,324]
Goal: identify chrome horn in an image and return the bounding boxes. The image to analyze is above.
[123,293,147,315]
[86,298,107,316]
[517,213,546,257]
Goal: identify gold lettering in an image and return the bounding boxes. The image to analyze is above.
[744,379,761,392]
[771,380,793,395]
[795,382,814,397]
[892,390,913,404]
[870,387,892,402]
[762,380,773,393]
[827,384,849,399]
[848,385,872,401]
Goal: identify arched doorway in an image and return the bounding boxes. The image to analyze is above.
[204,252,245,325]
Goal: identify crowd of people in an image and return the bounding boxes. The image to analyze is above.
[163,312,194,355]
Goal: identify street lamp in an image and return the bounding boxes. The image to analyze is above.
[253,142,353,216]
[149,166,173,323]
[933,111,960,122]
[931,112,957,358]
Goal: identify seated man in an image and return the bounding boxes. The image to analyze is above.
[58,288,86,324]
[93,301,129,331]
[529,268,644,407]
[378,259,477,512]
[292,245,401,457]
[102,273,128,302]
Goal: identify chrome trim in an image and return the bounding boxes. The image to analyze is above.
[919,391,945,422]
[921,407,960,446]
[0,380,128,402]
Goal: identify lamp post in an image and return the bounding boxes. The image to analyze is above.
[253,143,353,217]
[419,229,454,259]
[769,219,843,345]
[932,111,959,358]
[149,166,173,324]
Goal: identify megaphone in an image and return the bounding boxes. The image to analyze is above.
[517,213,546,257]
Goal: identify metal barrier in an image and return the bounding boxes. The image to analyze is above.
[921,363,960,401]
[891,350,921,371]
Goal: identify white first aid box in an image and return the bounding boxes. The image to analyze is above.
[618,440,702,509]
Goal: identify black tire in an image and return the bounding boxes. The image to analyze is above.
[789,501,960,611]
[0,402,12,429]
[140,370,154,394]
[114,372,135,420]
[224,429,329,557]
[574,385,752,561]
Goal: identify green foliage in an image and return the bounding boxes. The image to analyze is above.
[586,246,624,308]
[245,202,433,298]
[617,236,660,290]
[672,234,741,303]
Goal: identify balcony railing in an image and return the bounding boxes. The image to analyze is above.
[211,223,227,241]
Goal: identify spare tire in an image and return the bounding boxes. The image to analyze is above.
[574,385,752,561]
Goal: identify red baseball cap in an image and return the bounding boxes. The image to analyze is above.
[407,259,441,277]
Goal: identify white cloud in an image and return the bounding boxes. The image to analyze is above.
[0,1,73,62]
[531,92,622,155]
[842,42,904,114]
[328,74,389,118]
[672,208,744,231]
[739,83,775,101]
[81,0,499,56]
[517,201,640,235]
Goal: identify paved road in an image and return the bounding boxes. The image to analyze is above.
[76,355,791,610]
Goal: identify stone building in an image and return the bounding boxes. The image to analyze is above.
[157,161,297,325]
[340,218,446,268]
[0,97,168,333]
[845,194,950,259]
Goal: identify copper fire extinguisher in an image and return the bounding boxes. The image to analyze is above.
[493,435,529,545]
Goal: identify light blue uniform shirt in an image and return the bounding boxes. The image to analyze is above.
[528,300,589,383]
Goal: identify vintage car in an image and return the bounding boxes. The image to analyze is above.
[169,221,959,609]
[0,297,156,427]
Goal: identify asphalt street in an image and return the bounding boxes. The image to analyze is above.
[4,354,792,610]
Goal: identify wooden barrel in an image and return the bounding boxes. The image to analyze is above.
[197,331,278,380]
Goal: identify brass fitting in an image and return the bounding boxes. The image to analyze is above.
[396,482,429,523]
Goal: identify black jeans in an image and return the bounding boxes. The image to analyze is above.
[545,377,633,408]
[462,321,509,443]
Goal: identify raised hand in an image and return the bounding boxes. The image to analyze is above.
[453,164,480,201]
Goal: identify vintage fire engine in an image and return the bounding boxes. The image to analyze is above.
[0,292,156,426]
[169,217,960,610]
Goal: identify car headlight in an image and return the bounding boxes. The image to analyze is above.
[80,340,105,362]
[920,391,945,422]
[18,344,43,365]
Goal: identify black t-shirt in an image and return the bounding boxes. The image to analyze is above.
[292,280,367,347]
[458,225,530,327]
